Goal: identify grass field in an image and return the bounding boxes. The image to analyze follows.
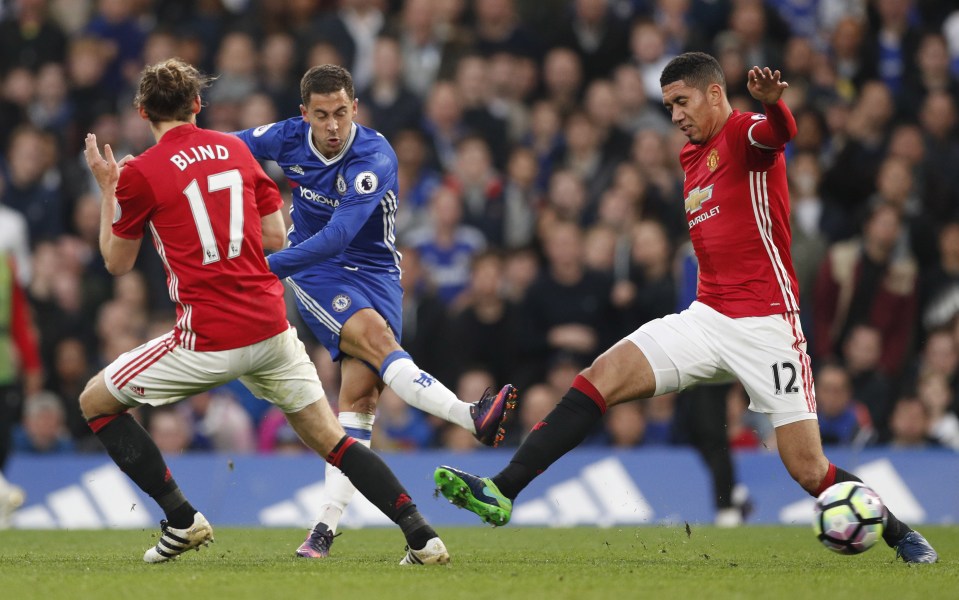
[1,525,957,600]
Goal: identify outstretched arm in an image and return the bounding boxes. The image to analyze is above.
[745,66,797,149]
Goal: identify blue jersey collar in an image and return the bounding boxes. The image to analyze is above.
[307,122,357,165]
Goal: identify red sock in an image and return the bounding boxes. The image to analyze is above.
[813,463,837,497]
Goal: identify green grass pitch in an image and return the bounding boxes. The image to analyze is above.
[1,526,957,600]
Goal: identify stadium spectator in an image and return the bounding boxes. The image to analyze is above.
[841,324,893,439]
[395,246,454,386]
[404,185,487,306]
[604,401,646,448]
[888,397,935,448]
[356,35,422,143]
[498,146,541,249]
[517,219,617,383]
[393,128,442,238]
[0,0,67,76]
[815,363,875,446]
[448,251,521,384]
[814,203,918,376]
[12,390,73,454]
[0,174,31,286]
[444,135,507,245]
[146,405,208,454]
[539,47,584,117]
[389,0,469,98]
[916,372,959,450]
[552,0,630,83]
[3,125,64,244]
[0,251,41,525]
[371,388,435,451]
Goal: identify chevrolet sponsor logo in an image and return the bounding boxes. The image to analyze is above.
[684,184,714,213]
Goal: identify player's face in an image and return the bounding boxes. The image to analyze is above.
[661,80,719,145]
[301,89,357,158]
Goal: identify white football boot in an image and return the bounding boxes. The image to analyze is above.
[143,511,214,563]
[399,537,450,565]
[0,482,25,529]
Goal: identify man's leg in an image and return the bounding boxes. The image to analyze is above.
[0,384,25,528]
[341,309,515,445]
[678,384,740,526]
[436,339,656,524]
[79,372,212,562]
[297,358,378,558]
[776,419,937,562]
[285,399,449,564]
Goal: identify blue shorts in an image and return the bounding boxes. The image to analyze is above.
[285,265,403,362]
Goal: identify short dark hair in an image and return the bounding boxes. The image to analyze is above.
[660,52,726,93]
[300,64,354,105]
[133,58,214,123]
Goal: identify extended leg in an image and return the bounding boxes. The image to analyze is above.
[776,419,937,563]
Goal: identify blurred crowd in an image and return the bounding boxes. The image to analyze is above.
[3,0,959,458]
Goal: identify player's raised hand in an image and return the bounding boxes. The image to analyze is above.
[84,134,134,192]
[84,133,119,192]
[747,66,788,105]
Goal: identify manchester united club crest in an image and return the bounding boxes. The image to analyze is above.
[336,173,347,194]
[707,148,719,172]
[332,294,352,312]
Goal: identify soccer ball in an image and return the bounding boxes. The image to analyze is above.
[812,481,887,554]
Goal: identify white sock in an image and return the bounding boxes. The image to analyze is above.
[381,357,474,431]
[315,412,374,534]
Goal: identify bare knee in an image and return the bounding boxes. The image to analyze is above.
[340,310,398,366]
[784,459,828,493]
[78,372,124,421]
[580,340,657,407]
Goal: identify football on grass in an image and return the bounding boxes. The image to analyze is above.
[812,481,887,554]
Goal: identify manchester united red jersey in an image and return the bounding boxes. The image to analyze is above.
[113,123,288,350]
[680,109,800,318]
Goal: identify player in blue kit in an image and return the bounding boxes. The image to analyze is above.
[235,65,517,558]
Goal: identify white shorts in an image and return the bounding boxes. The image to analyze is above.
[625,301,817,427]
[104,326,324,413]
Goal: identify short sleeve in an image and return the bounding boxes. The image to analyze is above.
[342,151,396,203]
[112,163,154,240]
[234,120,285,161]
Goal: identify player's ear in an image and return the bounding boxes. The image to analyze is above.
[300,104,308,120]
[708,83,723,106]
[136,105,150,121]
[192,95,201,115]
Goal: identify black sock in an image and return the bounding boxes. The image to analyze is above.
[813,464,912,547]
[89,412,196,528]
[493,386,604,500]
[328,436,436,549]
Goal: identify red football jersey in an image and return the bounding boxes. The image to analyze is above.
[113,124,288,350]
[681,108,800,318]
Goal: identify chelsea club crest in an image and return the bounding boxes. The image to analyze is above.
[336,173,347,194]
[332,294,352,312]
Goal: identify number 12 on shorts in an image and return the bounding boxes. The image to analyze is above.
[771,361,799,394]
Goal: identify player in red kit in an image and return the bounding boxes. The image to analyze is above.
[434,52,938,563]
[80,58,449,565]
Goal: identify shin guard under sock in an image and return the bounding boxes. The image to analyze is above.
[327,436,436,549]
[812,463,912,547]
[89,412,195,527]
[493,376,606,500]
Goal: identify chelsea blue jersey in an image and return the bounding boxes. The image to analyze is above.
[235,118,401,280]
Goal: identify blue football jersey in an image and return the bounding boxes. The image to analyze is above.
[235,118,401,279]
